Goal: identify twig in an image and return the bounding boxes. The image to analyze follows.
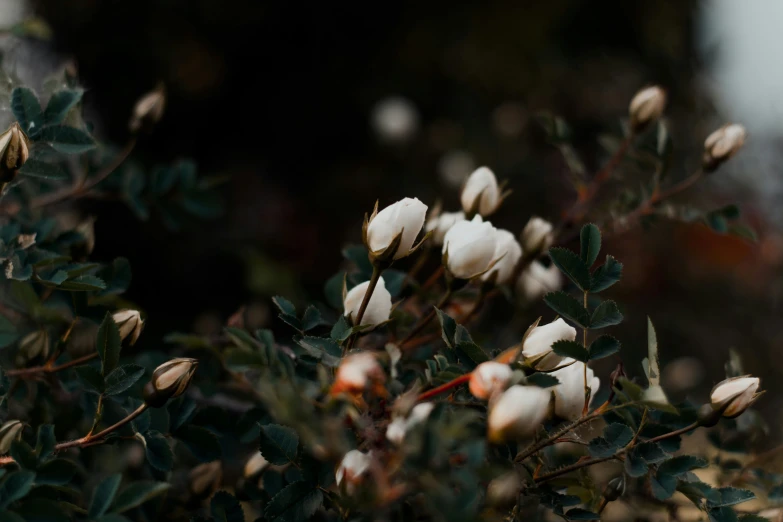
[345,265,383,352]
[399,288,452,347]
[417,374,471,402]
[7,352,99,378]
[55,404,148,451]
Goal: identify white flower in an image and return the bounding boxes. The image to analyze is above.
[144,358,199,407]
[482,229,522,285]
[130,85,165,132]
[386,402,434,445]
[521,318,577,370]
[551,359,600,420]
[488,385,551,443]
[520,217,554,255]
[703,124,746,170]
[331,352,385,396]
[371,97,419,143]
[629,86,666,131]
[343,277,393,326]
[336,450,372,492]
[425,211,465,246]
[442,215,498,279]
[516,261,562,303]
[469,362,513,400]
[460,166,500,216]
[710,376,761,418]
[113,309,144,345]
[366,197,428,260]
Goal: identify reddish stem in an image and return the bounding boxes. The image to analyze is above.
[417,374,471,402]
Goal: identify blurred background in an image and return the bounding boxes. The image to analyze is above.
[2,1,782,433]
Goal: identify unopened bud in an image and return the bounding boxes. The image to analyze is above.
[0,122,30,183]
[18,330,50,362]
[143,358,198,407]
[469,362,513,400]
[0,421,23,454]
[189,461,222,497]
[335,450,372,494]
[330,352,386,398]
[244,452,270,478]
[628,86,666,132]
[520,217,554,257]
[129,84,166,134]
[703,124,746,172]
[709,375,761,419]
[603,476,626,502]
[112,309,144,345]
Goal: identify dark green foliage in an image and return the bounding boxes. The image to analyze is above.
[258,425,299,466]
[552,340,588,362]
[549,247,591,291]
[579,224,601,267]
[544,291,590,328]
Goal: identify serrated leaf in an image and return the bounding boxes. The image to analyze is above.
[678,480,720,507]
[175,425,221,462]
[96,312,121,376]
[659,456,708,476]
[455,341,489,366]
[624,448,648,477]
[588,423,634,458]
[9,440,37,470]
[264,481,323,522]
[590,255,623,292]
[296,336,341,367]
[526,373,560,388]
[330,316,352,342]
[435,308,457,348]
[646,317,660,386]
[35,424,56,459]
[301,305,327,332]
[707,487,755,508]
[210,491,244,522]
[17,160,68,180]
[588,335,620,360]
[110,481,170,513]
[272,296,296,317]
[259,424,299,466]
[74,365,104,394]
[144,430,173,472]
[590,300,623,329]
[549,247,591,290]
[35,458,76,485]
[0,470,35,508]
[167,397,197,433]
[579,224,601,267]
[11,87,43,136]
[58,274,106,291]
[651,472,677,500]
[551,339,588,362]
[43,90,83,125]
[104,364,145,396]
[565,508,600,520]
[37,125,95,154]
[708,507,740,522]
[544,291,590,328]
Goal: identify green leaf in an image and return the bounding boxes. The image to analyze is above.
[549,247,591,290]
[646,317,660,386]
[14,498,70,522]
[590,255,623,292]
[0,471,35,508]
[210,491,244,522]
[35,424,56,459]
[11,87,43,136]
[167,397,197,433]
[330,316,352,342]
[566,508,600,520]
[435,308,457,348]
[144,430,173,472]
[707,487,755,508]
[35,459,77,485]
[110,481,170,513]
[551,340,588,362]
[579,224,601,267]
[96,312,121,376]
[526,373,560,388]
[17,160,68,180]
[258,424,299,466]
[272,296,296,317]
[74,365,104,394]
[43,89,83,125]
[659,456,708,476]
[650,472,677,500]
[678,480,720,507]
[590,300,623,329]
[588,423,634,458]
[341,244,373,277]
[708,507,739,522]
[301,305,327,332]
[323,272,345,310]
[544,292,590,328]
[624,448,648,477]
[9,441,37,471]
[588,335,620,360]
[175,425,221,462]
[0,315,17,349]
[37,125,95,154]
[264,480,323,522]
[104,364,145,396]
[296,336,341,367]
[0,510,25,522]
[58,274,106,291]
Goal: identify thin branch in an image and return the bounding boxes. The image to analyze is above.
[399,288,452,347]
[7,352,99,378]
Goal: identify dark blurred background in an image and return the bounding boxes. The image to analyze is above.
[7,0,783,425]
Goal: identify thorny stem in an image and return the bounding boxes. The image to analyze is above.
[54,404,148,451]
[399,287,453,347]
[345,265,383,352]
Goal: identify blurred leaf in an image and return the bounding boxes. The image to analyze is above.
[549,247,591,291]
[17,159,67,180]
[590,256,623,292]
[526,373,560,388]
[588,423,633,458]
[89,475,123,519]
[579,224,601,267]
[144,431,173,472]
[9,441,37,470]
[0,470,35,508]
[0,510,25,522]
[552,340,588,362]
[544,292,589,328]
[98,257,132,296]
[383,269,406,298]
[258,424,299,466]
[707,487,755,508]
[565,508,600,520]
[296,336,341,367]
[264,481,323,522]
[96,312,121,376]
[0,315,18,349]
[210,491,244,522]
[708,507,740,522]
[35,424,56,459]
[15,499,70,522]
[590,301,623,329]
[104,364,145,396]
[678,480,720,507]
[37,125,95,154]
[168,397,197,433]
[588,335,620,360]
[74,365,104,394]
[11,87,43,136]
[35,459,76,486]
[435,308,457,348]
[43,90,82,126]
[175,425,221,462]
[341,245,372,278]
[110,481,170,513]
[323,272,345,310]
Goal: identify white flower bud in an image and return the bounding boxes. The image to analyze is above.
[516,261,562,303]
[442,215,498,279]
[366,197,428,260]
[371,97,419,143]
[336,449,371,493]
[129,85,166,133]
[425,211,465,246]
[112,309,144,345]
[244,452,270,478]
[343,277,392,326]
[521,318,577,370]
[488,385,551,443]
[460,167,500,217]
[0,420,23,454]
[703,124,746,171]
[143,358,198,407]
[486,471,521,507]
[331,352,385,397]
[469,362,513,400]
[551,359,600,420]
[385,402,434,445]
[0,122,30,183]
[482,229,523,285]
[628,86,666,132]
[710,376,761,418]
[520,217,554,255]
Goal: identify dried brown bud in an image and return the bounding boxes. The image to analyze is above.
[143,357,198,407]
[0,122,30,183]
[112,309,144,345]
[129,84,166,134]
[0,420,23,454]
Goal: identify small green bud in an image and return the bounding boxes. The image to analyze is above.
[143,358,198,408]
